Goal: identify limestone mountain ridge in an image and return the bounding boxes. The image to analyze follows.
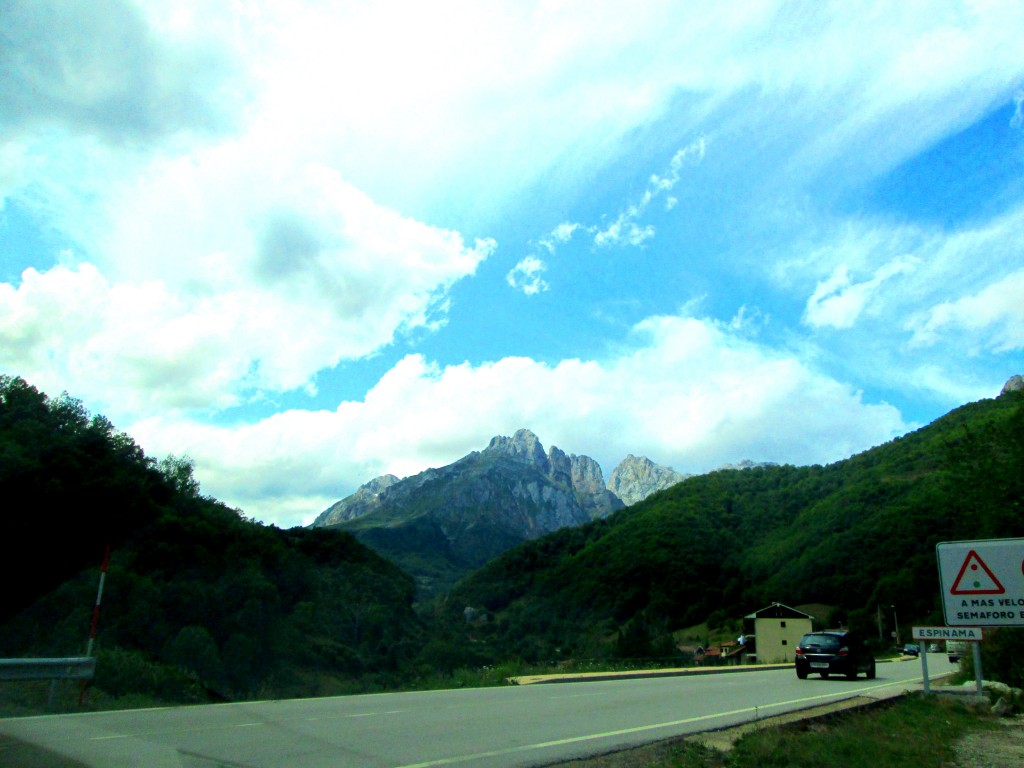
[311,429,681,596]
[606,454,690,506]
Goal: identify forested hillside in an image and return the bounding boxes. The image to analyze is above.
[442,389,1024,662]
[0,376,422,703]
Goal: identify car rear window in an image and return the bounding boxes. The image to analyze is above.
[800,634,842,651]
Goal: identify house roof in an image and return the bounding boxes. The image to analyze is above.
[744,602,815,620]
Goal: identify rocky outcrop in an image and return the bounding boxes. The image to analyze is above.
[1001,375,1024,395]
[571,454,624,518]
[485,428,548,467]
[607,455,689,506]
[312,474,400,526]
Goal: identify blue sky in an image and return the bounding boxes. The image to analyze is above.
[2,1,1023,527]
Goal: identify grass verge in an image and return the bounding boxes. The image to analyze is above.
[552,693,1001,768]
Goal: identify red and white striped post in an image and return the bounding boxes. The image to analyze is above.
[86,544,111,658]
[79,544,110,705]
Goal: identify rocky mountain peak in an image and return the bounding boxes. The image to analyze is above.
[1001,375,1023,395]
[571,454,606,494]
[546,444,571,480]
[311,473,400,526]
[607,454,689,506]
[571,454,622,517]
[484,430,622,517]
[485,428,549,470]
[363,474,400,494]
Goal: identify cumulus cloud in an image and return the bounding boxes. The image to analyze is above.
[129,310,907,528]
[0,263,249,411]
[0,158,496,412]
[0,0,243,142]
[506,257,550,295]
[550,223,580,243]
[536,222,582,256]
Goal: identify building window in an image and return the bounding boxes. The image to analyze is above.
[781,621,787,628]
[781,639,787,645]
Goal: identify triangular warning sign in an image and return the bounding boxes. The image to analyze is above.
[950,550,1005,595]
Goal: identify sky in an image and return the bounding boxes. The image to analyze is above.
[2,1,1024,529]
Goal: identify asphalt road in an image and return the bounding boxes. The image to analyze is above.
[0,655,956,768]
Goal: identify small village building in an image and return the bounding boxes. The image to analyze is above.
[741,603,814,663]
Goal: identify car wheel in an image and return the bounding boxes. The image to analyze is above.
[796,667,808,679]
[867,660,876,680]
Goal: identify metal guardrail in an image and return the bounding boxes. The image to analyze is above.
[0,657,96,681]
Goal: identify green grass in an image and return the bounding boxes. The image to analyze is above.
[725,695,987,767]
[554,693,1000,768]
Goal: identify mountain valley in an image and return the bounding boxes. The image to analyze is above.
[2,374,1023,707]
[312,429,691,596]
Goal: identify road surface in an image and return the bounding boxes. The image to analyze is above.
[0,655,955,768]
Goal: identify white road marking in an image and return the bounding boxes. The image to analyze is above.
[392,680,912,768]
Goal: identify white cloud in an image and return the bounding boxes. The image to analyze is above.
[526,138,706,261]
[0,0,245,143]
[129,310,907,528]
[0,263,249,411]
[551,223,581,243]
[505,256,550,296]
[537,222,582,256]
[803,256,918,329]
[593,137,706,248]
[907,269,1024,352]
[771,206,1024,406]
[593,219,655,249]
[0,157,496,413]
[7,2,1024,226]
[787,208,1024,348]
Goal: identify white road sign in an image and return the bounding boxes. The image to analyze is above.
[911,626,982,641]
[937,538,1024,627]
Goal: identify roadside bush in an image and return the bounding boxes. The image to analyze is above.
[978,628,1024,688]
[93,647,208,703]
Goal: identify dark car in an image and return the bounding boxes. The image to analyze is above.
[795,631,876,680]
[902,643,920,657]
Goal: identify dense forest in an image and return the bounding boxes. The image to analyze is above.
[0,375,423,703]
[2,373,1023,708]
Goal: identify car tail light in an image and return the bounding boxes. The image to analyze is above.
[795,648,804,656]
[838,647,849,656]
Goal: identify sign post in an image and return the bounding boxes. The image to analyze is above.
[936,539,1024,627]
[936,539,1024,694]
[911,627,983,641]
[921,641,929,694]
[912,627,982,694]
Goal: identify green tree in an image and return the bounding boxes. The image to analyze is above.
[166,625,223,682]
